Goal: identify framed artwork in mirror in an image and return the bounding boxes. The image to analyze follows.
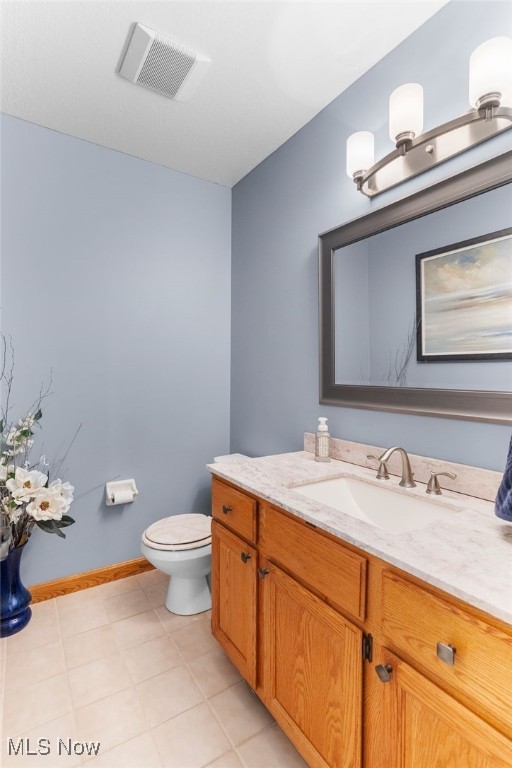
[416,227,512,363]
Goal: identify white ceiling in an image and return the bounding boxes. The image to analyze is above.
[0,1,447,187]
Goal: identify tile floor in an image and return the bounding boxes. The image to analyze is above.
[0,570,308,768]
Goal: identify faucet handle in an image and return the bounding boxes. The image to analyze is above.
[367,454,390,480]
[426,471,457,495]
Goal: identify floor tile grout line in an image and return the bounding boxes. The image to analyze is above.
[184,648,276,758]
[77,683,154,765]
[201,748,239,768]
[57,574,145,604]
[234,745,251,768]
[69,674,134,713]
[3,612,61,659]
[2,608,80,758]
[204,694,240,751]
[60,618,112,642]
[54,597,84,767]
[175,623,282,767]
[79,729,165,768]
[119,638,183,687]
[65,646,121,674]
[62,603,165,644]
[183,646,243,703]
[2,637,64,692]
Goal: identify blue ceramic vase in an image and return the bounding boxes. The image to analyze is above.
[0,544,32,637]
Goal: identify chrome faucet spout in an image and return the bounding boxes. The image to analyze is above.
[378,446,416,488]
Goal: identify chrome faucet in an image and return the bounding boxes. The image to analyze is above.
[374,446,416,488]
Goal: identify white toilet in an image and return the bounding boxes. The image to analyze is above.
[141,513,212,615]
[141,454,248,615]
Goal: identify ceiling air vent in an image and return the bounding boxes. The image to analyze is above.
[119,23,210,101]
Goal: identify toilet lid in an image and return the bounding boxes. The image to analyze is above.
[143,513,211,551]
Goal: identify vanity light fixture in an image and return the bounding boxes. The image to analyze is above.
[346,36,512,197]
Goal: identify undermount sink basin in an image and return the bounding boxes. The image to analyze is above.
[292,476,458,534]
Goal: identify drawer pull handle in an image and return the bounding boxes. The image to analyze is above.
[240,552,252,563]
[258,568,270,579]
[222,505,232,515]
[437,642,456,666]
[375,664,393,683]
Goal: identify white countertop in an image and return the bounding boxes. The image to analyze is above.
[208,451,512,626]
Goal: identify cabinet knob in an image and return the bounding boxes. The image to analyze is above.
[436,642,456,665]
[240,552,252,563]
[258,568,270,579]
[375,664,393,683]
[222,505,232,514]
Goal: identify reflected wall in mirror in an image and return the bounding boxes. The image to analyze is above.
[319,151,512,424]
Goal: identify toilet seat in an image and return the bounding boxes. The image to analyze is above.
[143,513,212,552]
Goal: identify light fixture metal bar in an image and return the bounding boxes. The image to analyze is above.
[358,106,512,197]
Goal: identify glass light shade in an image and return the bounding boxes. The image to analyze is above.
[389,83,423,142]
[469,36,512,108]
[346,131,374,178]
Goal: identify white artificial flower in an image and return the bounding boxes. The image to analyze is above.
[7,505,24,524]
[5,428,19,446]
[18,413,35,429]
[49,479,74,513]
[26,488,65,521]
[5,439,34,457]
[6,466,48,504]
[0,459,15,481]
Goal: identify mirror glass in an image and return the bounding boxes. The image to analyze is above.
[334,183,512,391]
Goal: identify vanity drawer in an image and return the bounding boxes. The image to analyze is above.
[212,479,257,544]
[259,503,367,621]
[382,570,512,734]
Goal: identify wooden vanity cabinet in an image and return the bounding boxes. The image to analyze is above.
[211,479,259,688]
[379,649,512,768]
[210,477,512,768]
[380,570,512,738]
[212,478,365,767]
[260,559,363,768]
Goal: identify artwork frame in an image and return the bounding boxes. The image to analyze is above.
[416,227,512,363]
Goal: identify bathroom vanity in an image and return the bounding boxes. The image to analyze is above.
[208,447,512,768]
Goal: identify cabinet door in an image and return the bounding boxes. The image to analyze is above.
[211,520,257,688]
[381,649,512,768]
[262,562,362,768]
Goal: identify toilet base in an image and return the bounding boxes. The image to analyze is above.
[165,574,211,615]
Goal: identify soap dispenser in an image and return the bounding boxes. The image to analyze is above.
[315,417,331,462]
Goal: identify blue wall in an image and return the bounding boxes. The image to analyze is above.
[1,115,232,584]
[231,1,512,471]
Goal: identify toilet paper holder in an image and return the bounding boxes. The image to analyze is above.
[105,479,139,506]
